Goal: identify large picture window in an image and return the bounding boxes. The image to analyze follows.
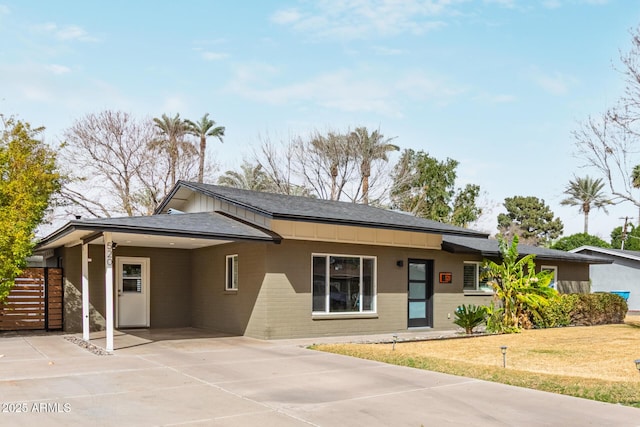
[312,254,376,313]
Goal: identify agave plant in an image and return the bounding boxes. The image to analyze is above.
[453,304,488,334]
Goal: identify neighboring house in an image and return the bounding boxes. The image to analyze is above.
[35,181,608,350]
[442,236,611,294]
[570,246,640,311]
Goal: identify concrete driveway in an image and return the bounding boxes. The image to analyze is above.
[0,329,638,426]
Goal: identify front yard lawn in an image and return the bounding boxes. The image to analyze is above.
[313,323,640,408]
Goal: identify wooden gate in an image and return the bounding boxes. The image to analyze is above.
[0,268,63,331]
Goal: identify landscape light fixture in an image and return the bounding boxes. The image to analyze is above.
[635,359,640,373]
[392,334,398,351]
[501,346,508,368]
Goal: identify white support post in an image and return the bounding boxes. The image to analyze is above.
[82,243,90,341]
[104,232,114,352]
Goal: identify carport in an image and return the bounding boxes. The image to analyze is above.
[35,212,280,351]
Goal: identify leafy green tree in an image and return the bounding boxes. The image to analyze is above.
[560,176,611,234]
[152,113,192,187]
[218,161,270,191]
[451,183,482,228]
[498,196,563,246]
[349,127,399,205]
[185,113,225,184]
[632,164,640,189]
[0,116,60,301]
[551,233,611,251]
[611,224,640,250]
[390,149,482,227]
[482,235,557,333]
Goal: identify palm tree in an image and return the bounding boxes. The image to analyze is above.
[185,113,225,183]
[349,127,399,204]
[560,176,611,234]
[217,161,269,191]
[310,131,350,200]
[152,113,189,187]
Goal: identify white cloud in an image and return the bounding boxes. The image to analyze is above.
[528,68,577,95]
[396,71,467,102]
[201,51,229,61]
[23,86,52,102]
[542,0,562,9]
[483,0,516,8]
[270,8,302,25]
[46,64,71,75]
[473,92,517,104]
[372,46,406,56]
[228,66,400,116]
[32,22,97,42]
[270,0,458,40]
[227,66,466,116]
[162,96,187,113]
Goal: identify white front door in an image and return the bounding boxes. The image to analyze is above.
[116,257,150,327]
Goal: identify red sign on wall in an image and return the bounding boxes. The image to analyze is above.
[439,272,452,283]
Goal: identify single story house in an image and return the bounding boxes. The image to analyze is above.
[570,246,640,311]
[35,181,609,350]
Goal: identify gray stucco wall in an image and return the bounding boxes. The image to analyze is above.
[589,259,639,311]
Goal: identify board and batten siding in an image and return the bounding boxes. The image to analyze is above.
[181,192,271,229]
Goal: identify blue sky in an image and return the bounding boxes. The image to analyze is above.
[1,0,639,239]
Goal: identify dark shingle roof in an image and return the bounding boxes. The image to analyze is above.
[169,181,488,238]
[442,235,611,264]
[570,246,640,262]
[37,212,278,248]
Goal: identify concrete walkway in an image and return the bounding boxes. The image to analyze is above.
[0,329,638,426]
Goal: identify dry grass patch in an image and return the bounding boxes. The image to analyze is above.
[314,324,640,407]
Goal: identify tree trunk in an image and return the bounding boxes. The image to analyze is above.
[198,135,206,183]
[170,138,177,187]
[584,211,589,234]
[330,162,338,200]
[362,174,370,205]
[361,160,370,205]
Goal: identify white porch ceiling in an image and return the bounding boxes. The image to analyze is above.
[38,229,230,251]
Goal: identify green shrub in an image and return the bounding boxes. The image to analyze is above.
[569,293,627,326]
[536,293,627,328]
[536,295,574,328]
[453,304,488,334]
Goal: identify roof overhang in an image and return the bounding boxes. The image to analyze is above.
[35,212,280,252]
[442,236,612,264]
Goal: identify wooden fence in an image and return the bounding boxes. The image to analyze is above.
[0,268,63,331]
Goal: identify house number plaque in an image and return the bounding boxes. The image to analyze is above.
[439,272,452,283]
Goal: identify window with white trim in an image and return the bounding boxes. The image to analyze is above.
[312,254,376,313]
[463,261,491,292]
[225,254,238,291]
[541,265,558,290]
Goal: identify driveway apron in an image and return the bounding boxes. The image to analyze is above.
[0,331,638,426]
